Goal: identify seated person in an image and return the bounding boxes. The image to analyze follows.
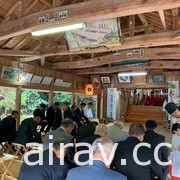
[145,91,157,106]
[67,137,127,180]
[44,118,74,150]
[112,123,163,180]
[0,110,19,144]
[15,116,42,146]
[18,138,69,180]
[77,123,108,163]
[107,121,128,143]
[76,118,99,142]
[143,120,169,179]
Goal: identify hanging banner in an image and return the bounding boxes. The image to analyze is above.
[168,81,179,121]
[168,81,179,103]
[107,88,117,120]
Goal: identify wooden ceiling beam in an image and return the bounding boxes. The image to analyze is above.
[3,0,19,19]
[40,30,180,57]
[53,0,64,7]
[138,14,148,26]
[52,47,180,69]
[25,0,39,15]
[158,10,167,30]
[0,0,180,40]
[172,8,179,30]
[40,0,52,8]
[74,61,180,74]
[129,15,135,36]
[0,49,40,56]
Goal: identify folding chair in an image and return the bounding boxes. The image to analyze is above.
[0,142,6,154]
[0,142,15,154]
[0,153,17,180]
[12,143,29,161]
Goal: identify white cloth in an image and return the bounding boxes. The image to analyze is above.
[172,134,180,150]
[61,109,64,120]
[172,150,180,177]
[83,105,93,118]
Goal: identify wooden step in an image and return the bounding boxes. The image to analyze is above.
[125,105,166,125]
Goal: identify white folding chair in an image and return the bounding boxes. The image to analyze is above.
[0,153,17,180]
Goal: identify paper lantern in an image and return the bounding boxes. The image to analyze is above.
[85,84,94,95]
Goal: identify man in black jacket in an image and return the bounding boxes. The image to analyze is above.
[46,102,59,131]
[33,103,47,133]
[19,137,69,180]
[112,123,163,180]
[0,110,19,143]
[15,116,42,146]
[75,102,88,126]
[53,102,68,130]
[144,120,169,180]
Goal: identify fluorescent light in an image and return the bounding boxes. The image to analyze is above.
[31,21,85,36]
[118,72,147,76]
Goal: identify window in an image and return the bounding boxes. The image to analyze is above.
[21,89,49,122]
[0,87,16,119]
[53,92,72,105]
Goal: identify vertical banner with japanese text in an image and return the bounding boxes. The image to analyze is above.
[107,88,117,120]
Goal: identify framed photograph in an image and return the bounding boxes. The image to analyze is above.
[153,75,165,82]
[1,66,19,82]
[118,75,131,83]
[100,76,111,84]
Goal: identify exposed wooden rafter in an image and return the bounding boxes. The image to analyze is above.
[52,47,180,69]
[158,10,167,29]
[74,61,180,74]
[0,0,180,40]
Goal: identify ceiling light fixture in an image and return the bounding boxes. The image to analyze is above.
[31,21,85,36]
[118,71,147,76]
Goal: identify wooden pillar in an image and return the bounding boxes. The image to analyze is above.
[48,89,54,106]
[100,90,104,119]
[16,86,22,129]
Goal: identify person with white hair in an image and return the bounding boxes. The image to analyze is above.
[107,121,128,143]
[77,123,108,163]
[68,137,127,180]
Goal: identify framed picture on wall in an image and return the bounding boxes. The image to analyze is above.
[1,66,19,82]
[100,76,111,84]
[118,75,131,83]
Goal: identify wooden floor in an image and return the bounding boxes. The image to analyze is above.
[0,122,173,180]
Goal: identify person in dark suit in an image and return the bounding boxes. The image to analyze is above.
[46,102,59,131]
[75,102,88,126]
[0,111,19,143]
[44,118,74,150]
[76,119,99,142]
[68,137,127,180]
[65,105,79,136]
[33,103,47,133]
[15,116,42,146]
[143,120,169,179]
[112,123,163,180]
[77,123,108,163]
[53,102,68,130]
[19,137,69,180]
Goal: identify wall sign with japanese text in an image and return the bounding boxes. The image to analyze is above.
[107,88,117,120]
